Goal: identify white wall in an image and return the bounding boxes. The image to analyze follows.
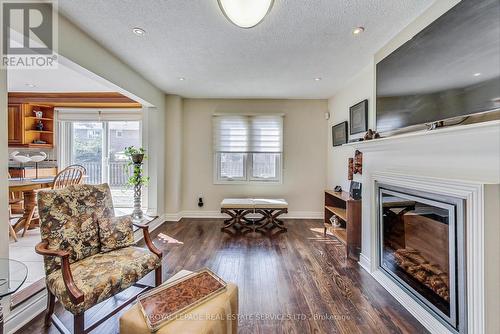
[165,95,183,213]
[326,64,374,192]
[181,99,328,216]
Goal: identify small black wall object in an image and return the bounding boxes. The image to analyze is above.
[198,197,204,207]
[350,181,362,200]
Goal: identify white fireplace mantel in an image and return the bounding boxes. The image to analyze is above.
[349,120,500,334]
[344,120,500,153]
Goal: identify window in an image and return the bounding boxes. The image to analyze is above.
[213,115,283,183]
[87,129,100,139]
[115,130,123,138]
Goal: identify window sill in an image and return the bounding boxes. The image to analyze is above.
[214,179,282,185]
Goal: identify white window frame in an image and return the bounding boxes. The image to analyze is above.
[248,152,282,182]
[214,152,283,185]
[215,152,248,183]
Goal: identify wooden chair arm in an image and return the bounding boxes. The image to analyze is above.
[35,241,84,304]
[133,223,162,258]
[35,241,70,257]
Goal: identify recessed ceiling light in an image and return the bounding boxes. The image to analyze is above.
[473,72,481,77]
[25,83,36,88]
[314,77,322,81]
[178,77,186,81]
[132,27,146,36]
[352,27,365,35]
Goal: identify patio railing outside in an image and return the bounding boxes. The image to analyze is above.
[78,161,136,208]
[80,161,132,186]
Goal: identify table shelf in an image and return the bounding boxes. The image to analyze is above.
[324,190,361,260]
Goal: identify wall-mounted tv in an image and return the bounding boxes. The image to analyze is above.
[376,0,500,134]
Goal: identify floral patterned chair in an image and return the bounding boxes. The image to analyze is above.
[35,183,162,334]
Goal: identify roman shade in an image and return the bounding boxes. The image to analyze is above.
[213,115,283,153]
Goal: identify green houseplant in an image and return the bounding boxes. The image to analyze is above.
[124,146,149,220]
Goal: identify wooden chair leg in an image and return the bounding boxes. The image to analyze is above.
[9,224,18,242]
[155,266,162,287]
[45,290,55,327]
[21,206,36,237]
[74,313,84,334]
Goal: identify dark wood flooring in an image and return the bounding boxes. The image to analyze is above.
[17,219,428,334]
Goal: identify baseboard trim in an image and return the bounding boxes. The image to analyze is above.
[358,253,371,273]
[176,210,323,220]
[133,214,168,240]
[5,289,47,334]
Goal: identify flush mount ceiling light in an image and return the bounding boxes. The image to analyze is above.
[217,0,274,28]
[473,72,481,77]
[178,77,186,81]
[132,27,146,36]
[352,26,365,35]
[314,77,322,81]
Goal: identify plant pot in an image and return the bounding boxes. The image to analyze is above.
[131,153,144,164]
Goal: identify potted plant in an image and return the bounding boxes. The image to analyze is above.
[124,146,149,220]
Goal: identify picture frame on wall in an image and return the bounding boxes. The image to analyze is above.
[349,99,368,135]
[332,121,348,146]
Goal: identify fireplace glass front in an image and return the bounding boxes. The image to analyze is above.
[377,184,465,333]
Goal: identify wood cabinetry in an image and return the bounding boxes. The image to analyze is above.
[7,103,55,148]
[324,190,361,260]
[9,167,57,179]
[8,104,24,145]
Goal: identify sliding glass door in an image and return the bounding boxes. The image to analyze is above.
[72,122,104,184]
[60,120,142,208]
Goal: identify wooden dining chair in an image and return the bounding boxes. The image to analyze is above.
[8,197,23,242]
[52,164,86,189]
[8,172,23,242]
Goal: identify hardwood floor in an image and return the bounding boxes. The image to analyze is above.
[17,219,428,334]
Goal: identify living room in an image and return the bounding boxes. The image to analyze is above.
[1,1,499,334]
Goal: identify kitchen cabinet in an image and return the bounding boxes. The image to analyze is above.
[7,103,55,148]
[8,104,24,145]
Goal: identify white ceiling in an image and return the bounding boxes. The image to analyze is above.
[8,60,114,92]
[58,0,436,99]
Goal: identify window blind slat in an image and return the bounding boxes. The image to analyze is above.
[213,115,283,153]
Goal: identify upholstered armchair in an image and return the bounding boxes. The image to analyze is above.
[35,183,162,334]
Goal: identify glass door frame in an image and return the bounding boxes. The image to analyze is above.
[58,118,146,209]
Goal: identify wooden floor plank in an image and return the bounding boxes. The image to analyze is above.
[16,218,427,334]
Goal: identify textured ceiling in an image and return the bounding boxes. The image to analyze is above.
[8,62,114,92]
[58,0,435,99]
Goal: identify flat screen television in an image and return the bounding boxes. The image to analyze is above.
[376,0,500,133]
